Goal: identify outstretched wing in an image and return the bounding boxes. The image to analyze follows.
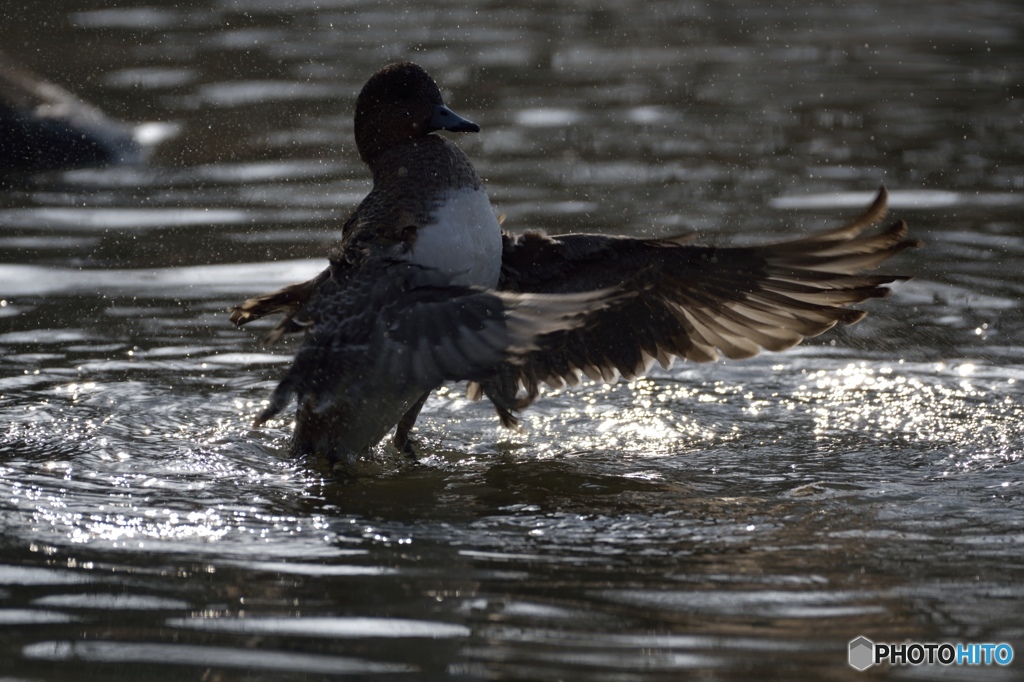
[227,202,414,344]
[471,187,919,424]
[228,268,330,344]
[364,273,629,394]
[252,261,626,428]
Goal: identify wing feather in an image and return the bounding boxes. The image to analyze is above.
[470,187,919,419]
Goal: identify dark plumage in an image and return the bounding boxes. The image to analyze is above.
[251,259,626,463]
[0,52,140,172]
[472,188,917,427]
[230,61,920,463]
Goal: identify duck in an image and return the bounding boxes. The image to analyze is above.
[0,51,141,173]
[230,61,919,466]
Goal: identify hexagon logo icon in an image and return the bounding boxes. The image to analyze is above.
[849,636,874,670]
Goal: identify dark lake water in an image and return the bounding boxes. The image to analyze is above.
[2,1,1023,680]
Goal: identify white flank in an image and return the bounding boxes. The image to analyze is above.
[408,187,503,288]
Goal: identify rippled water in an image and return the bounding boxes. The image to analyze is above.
[2,1,1023,680]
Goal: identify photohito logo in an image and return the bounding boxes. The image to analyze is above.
[849,636,1014,670]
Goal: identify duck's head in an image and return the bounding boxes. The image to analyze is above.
[353,61,479,164]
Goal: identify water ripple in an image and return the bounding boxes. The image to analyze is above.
[23,640,415,674]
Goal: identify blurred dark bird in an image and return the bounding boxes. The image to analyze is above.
[0,52,140,172]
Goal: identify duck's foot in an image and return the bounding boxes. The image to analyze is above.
[392,391,430,459]
[393,434,420,460]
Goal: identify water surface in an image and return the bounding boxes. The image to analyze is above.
[1,1,1023,680]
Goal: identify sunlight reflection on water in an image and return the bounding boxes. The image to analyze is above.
[1,0,1023,678]
[805,361,1024,467]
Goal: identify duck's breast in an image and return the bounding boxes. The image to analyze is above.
[409,186,502,288]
